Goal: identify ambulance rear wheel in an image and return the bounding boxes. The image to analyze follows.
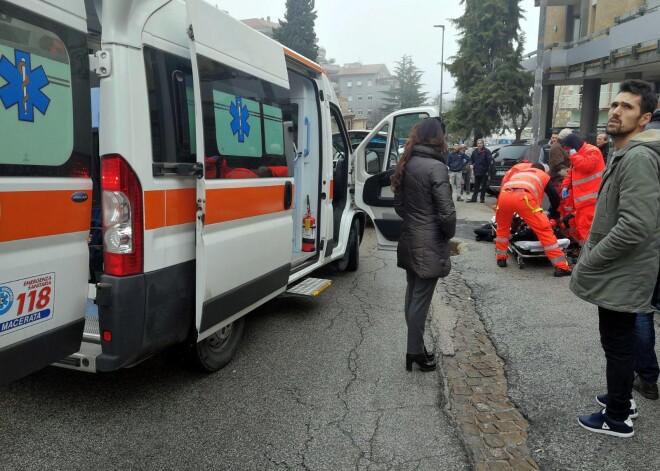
[518,258,524,269]
[188,317,245,372]
[335,219,360,272]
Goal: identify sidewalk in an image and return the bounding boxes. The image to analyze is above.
[437,196,660,470]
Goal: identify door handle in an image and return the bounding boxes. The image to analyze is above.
[284,181,293,210]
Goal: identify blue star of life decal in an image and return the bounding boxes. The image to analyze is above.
[229,96,250,143]
[0,50,50,122]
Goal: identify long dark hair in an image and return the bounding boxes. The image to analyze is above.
[391,117,448,194]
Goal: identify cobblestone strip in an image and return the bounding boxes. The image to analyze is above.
[436,270,540,471]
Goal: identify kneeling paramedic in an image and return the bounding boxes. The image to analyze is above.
[495,162,572,276]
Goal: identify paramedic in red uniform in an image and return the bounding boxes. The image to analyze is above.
[559,133,605,244]
[495,162,572,276]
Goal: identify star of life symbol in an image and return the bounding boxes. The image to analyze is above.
[0,286,14,316]
[0,50,50,122]
[229,96,250,143]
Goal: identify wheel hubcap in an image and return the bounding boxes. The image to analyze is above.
[207,324,233,352]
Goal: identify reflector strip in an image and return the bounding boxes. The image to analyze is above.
[0,190,91,242]
[144,189,196,230]
[205,185,288,225]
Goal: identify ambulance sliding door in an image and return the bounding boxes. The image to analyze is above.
[0,0,90,384]
[186,0,294,338]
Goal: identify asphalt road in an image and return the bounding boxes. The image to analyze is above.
[0,228,469,471]
[452,198,660,470]
[3,199,659,470]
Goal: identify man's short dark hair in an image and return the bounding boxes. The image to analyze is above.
[619,79,658,116]
[530,163,545,171]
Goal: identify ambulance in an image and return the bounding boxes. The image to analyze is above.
[0,0,437,384]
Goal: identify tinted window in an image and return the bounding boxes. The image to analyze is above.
[144,47,196,166]
[0,4,90,177]
[494,145,529,163]
[197,56,289,179]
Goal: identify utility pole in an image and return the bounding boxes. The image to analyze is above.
[529,0,547,163]
[434,24,445,115]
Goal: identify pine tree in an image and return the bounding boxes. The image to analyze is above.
[273,0,319,61]
[381,55,428,114]
[446,0,533,143]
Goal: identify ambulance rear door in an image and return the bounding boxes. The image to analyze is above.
[0,0,91,384]
[353,107,437,249]
[186,0,294,338]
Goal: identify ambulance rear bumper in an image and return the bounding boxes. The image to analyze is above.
[93,261,195,372]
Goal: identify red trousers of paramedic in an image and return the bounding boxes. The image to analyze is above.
[574,202,595,244]
[495,189,570,271]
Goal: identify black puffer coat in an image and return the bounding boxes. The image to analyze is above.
[394,145,457,279]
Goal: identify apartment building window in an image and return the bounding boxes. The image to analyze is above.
[367,109,372,114]
[357,80,362,86]
[357,95,363,101]
[348,96,353,102]
[367,95,373,100]
[347,80,352,87]
[367,80,372,87]
[357,109,363,116]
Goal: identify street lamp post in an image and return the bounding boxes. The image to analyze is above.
[434,24,445,115]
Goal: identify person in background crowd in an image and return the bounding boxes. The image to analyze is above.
[494,162,571,276]
[466,139,493,204]
[549,131,571,193]
[391,118,456,373]
[558,131,605,245]
[447,143,470,201]
[460,144,472,196]
[596,133,610,163]
[571,79,660,438]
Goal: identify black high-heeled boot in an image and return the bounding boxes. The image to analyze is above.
[406,353,437,372]
[424,346,435,362]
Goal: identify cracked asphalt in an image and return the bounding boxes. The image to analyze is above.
[3,197,658,470]
[0,227,469,470]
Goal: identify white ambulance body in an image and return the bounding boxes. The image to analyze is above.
[0,0,437,383]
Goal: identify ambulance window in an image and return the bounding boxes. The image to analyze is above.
[144,47,196,167]
[197,56,289,179]
[0,4,90,177]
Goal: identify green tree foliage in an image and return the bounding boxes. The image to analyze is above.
[273,0,319,61]
[446,0,533,143]
[381,55,428,113]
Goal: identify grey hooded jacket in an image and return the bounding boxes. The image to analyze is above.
[570,129,660,312]
[394,145,456,279]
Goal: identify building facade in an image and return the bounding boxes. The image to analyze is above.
[525,0,660,139]
[329,63,393,129]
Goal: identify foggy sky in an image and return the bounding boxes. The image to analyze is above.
[215,0,540,101]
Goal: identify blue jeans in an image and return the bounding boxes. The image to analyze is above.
[634,312,659,384]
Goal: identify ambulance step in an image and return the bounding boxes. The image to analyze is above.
[285,278,331,297]
[84,298,101,343]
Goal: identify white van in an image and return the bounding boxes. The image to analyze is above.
[0,0,437,384]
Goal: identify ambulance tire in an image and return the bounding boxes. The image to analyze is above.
[187,317,245,372]
[345,219,360,272]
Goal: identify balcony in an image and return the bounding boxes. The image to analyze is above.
[523,4,660,83]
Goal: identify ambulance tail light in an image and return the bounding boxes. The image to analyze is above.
[101,154,144,276]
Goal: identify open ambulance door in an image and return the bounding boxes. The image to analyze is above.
[186,0,293,370]
[0,0,90,384]
[353,107,438,249]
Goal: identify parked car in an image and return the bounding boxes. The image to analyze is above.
[487,141,549,194]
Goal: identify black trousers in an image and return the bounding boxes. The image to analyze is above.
[471,174,488,202]
[599,307,636,421]
[404,271,438,355]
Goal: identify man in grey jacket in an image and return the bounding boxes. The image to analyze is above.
[571,80,660,438]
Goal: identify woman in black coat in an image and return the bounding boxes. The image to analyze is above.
[391,118,456,372]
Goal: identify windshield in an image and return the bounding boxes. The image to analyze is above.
[494,145,529,163]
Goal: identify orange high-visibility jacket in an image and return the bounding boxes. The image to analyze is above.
[501,163,551,202]
[561,143,605,209]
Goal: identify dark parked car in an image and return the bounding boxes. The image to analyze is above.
[487,141,549,194]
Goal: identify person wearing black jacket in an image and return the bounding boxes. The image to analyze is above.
[392,118,456,373]
[447,144,470,201]
[466,139,493,203]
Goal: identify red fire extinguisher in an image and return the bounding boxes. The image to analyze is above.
[302,195,316,252]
